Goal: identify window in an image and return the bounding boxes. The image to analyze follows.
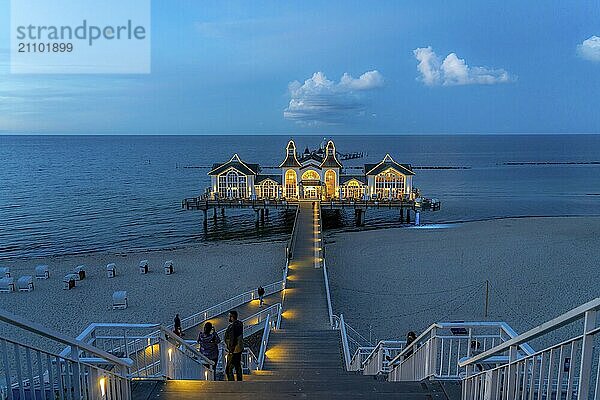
[259,180,277,199]
[342,180,363,199]
[218,169,248,199]
[324,169,336,198]
[375,169,404,199]
[301,170,320,180]
[285,170,297,198]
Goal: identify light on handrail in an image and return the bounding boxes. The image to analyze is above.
[99,377,106,397]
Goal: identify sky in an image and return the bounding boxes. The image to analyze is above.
[1,0,600,134]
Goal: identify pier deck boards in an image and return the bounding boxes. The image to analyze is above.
[135,202,453,399]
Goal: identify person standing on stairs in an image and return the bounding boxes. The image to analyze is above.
[224,309,244,381]
[198,322,221,379]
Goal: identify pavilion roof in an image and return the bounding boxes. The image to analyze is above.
[208,154,260,176]
[364,154,414,176]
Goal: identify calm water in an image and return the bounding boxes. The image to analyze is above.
[1,135,599,260]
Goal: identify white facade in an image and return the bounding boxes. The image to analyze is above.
[207,140,414,200]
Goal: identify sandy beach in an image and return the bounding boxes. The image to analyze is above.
[325,216,600,343]
[0,239,285,347]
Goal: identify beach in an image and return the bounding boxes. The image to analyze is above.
[325,216,600,343]
[0,239,285,347]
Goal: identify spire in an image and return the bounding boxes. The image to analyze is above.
[320,140,343,168]
[279,139,301,168]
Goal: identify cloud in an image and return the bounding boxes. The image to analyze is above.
[414,46,513,86]
[577,36,600,62]
[284,70,383,125]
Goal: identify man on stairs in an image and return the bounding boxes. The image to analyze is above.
[224,309,244,381]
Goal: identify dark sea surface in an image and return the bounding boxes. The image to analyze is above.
[1,134,599,260]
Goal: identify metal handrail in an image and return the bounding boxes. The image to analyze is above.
[217,303,282,337]
[179,279,285,332]
[459,297,600,368]
[256,314,271,370]
[361,340,407,371]
[339,314,352,371]
[460,298,600,400]
[0,308,130,368]
[159,326,214,366]
[389,321,533,367]
[322,259,334,327]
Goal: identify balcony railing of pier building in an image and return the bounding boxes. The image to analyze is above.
[0,309,131,400]
[459,297,600,400]
[183,195,300,210]
[387,322,533,382]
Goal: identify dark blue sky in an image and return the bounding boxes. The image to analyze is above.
[1,0,600,134]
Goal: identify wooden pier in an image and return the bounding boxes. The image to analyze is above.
[182,197,440,227]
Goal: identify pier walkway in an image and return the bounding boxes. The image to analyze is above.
[133,202,447,399]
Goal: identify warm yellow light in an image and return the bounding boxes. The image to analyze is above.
[168,348,173,362]
[282,310,297,319]
[99,377,106,397]
[265,345,287,361]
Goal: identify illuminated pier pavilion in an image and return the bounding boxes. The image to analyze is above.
[183,139,439,227]
[208,140,415,201]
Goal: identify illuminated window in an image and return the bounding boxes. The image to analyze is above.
[324,169,336,198]
[259,180,277,199]
[218,169,247,199]
[343,180,363,199]
[301,170,320,180]
[375,169,404,199]
[285,170,297,198]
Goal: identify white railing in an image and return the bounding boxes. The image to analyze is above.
[361,340,407,375]
[211,304,281,373]
[256,314,272,370]
[460,297,600,400]
[349,346,375,372]
[216,303,281,339]
[388,322,533,382]
[0,309,131,400]
[62,323,214,381]
[323,259,335,328]
[339,314,353,371]
[178,280,286,332]
[338,314,374,371]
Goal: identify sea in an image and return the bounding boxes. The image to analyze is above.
[1,134,599,260]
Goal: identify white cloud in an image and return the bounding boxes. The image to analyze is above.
[414,46,513,86]
[284,70,383,125]
[577,36,600,62]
